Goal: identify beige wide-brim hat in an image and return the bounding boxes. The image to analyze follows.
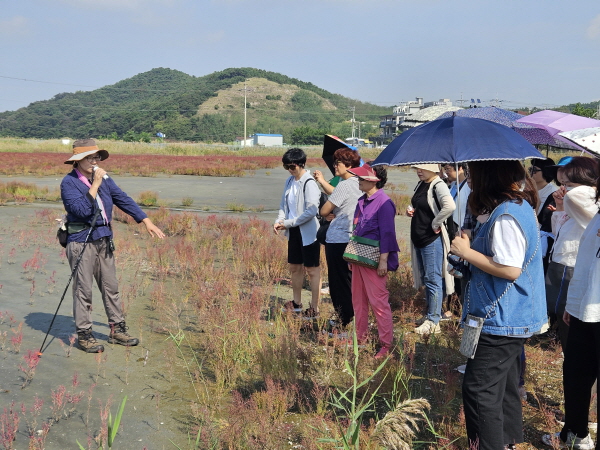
[411,163,440,172]
[64,138,109,164]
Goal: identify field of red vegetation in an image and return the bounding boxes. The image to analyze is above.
[0,152,322,177]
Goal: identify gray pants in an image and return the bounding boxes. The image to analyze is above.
[66,238,123,331]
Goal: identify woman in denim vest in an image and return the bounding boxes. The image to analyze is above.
[451,160,547,450]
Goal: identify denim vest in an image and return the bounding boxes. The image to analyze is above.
[463,200,547,336]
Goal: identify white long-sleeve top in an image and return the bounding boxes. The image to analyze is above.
[566,211,600,322]
[550,185,597,267]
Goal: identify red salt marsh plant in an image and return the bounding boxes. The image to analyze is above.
[0,402,19,450]
[0,152,322,177]
[95,207,568,449]
[18,349,40,389]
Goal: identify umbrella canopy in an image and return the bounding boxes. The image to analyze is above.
[559,127,600,157]
[401,105,462,128]
[436,106,523,127]
[512,122,580,150]
[371,116,544,167]
[322,134,358,176]
[516,110,600,149]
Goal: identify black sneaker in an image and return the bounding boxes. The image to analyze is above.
[282,301,303,313]
[302,307,320,320]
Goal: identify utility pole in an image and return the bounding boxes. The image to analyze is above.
[349,106,356,144]
[239,82,254,147]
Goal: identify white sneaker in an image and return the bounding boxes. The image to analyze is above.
[455,364,466,374]
[414,320,441,335]
[541,431,594,449]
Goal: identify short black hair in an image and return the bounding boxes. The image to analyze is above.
[531,157,556,183]
[373,165,388,189]
[442,163,466,171]
[282,148,307,166]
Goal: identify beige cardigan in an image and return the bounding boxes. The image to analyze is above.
[410,177,456,296]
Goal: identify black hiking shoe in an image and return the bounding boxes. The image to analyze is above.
[108,322,139,346]
[77,329,104,353]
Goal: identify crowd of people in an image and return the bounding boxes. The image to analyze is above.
[273,147,600,450]
[59,139,600,450]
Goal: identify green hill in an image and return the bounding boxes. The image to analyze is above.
[0,68,390,143]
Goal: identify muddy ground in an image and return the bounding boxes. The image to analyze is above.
[0,167,418,449]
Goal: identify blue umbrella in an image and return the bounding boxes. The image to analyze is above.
[436,106,523,127]
[372,115,544,166]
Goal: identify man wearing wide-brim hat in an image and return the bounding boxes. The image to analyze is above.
[60,139,165,353]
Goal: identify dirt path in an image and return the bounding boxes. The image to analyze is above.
[0,205,187,449]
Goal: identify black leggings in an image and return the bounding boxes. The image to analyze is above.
[325,242,354,326]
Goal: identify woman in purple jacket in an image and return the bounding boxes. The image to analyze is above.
[347,164,399,359]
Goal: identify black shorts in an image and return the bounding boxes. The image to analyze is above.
[287,226,320,267]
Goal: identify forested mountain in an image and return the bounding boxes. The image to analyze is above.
[0,68,390,143]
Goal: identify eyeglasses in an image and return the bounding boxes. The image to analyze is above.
[528,166,541,175]
[85,155,102,163]
[283,164,297,170]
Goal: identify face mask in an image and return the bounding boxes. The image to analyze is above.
[565,186,574,192]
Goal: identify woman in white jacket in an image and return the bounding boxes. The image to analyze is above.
[542,156,599,450]
[407,164,456,335]
[545,156,598,350]
[274,147,322,318]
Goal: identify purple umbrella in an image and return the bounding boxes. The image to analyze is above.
[516,110,600,150]
[512,122,580,150]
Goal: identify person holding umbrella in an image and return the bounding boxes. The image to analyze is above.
[407,164,456,335]
[451,160,547,450]
[61,139,165,353]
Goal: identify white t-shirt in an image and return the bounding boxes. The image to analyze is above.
[287,179,300,220]
[490,214,527,268]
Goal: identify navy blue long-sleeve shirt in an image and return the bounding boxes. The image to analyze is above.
[60,170,147,243]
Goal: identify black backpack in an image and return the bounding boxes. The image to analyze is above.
[303,178,328,225]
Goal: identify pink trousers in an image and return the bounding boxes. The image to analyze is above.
[351,264,393,348]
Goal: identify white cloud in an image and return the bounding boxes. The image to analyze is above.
[587,14,600,39]
[0,16,30,36]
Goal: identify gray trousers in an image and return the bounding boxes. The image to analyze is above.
[66,238,123,330]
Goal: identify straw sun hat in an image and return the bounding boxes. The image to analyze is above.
[64,139,109,165]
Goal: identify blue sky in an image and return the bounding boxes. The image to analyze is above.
[1,0,599,113]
